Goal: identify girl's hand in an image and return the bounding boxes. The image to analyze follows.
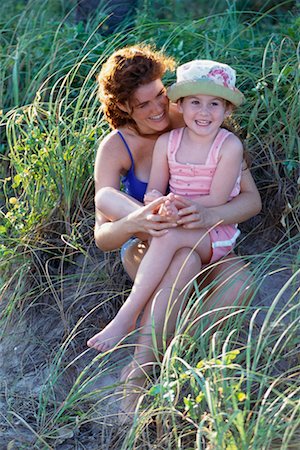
[130,196,178,237]
[175,195,221,229]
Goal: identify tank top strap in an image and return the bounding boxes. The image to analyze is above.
[206,128,232,165]
[117,130,134,167]
[168,127,185,161]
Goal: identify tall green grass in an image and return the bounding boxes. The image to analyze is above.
[122,242,299,449]
[0,0,299,448]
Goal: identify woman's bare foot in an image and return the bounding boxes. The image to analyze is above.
[87,314,136,352]
[117,362,147,424]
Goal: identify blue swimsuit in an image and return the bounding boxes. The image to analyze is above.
[117,130,149,262]
[118,131,148,203]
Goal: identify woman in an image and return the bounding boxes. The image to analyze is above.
[87,44,261,417]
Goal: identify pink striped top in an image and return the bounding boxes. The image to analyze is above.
[167,127,241,199]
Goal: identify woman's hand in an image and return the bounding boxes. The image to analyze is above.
[129,196,178,237]
[175,195,221,229]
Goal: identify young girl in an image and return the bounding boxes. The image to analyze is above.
[88,59,248,352]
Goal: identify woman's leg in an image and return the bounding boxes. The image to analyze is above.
[96,186,142,221]
[189,253,255,335]
[87,227,211,351]
[119,252,255,419]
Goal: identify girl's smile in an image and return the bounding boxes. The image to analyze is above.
[178,94,232,138]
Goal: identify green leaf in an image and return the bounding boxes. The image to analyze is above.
[12,174,22,188]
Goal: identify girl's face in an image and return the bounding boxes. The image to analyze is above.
[125,79,171,134]
[178,94,232,138]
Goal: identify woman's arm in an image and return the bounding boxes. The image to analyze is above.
[94,132,134,250]
[94,133,176,251]
[95,188,177,250]
[176,166,262,229]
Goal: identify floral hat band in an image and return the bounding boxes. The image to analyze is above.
[167,59,245,106]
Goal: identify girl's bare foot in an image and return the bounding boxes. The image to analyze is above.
[87,315,135,352]
[158,193,179,221]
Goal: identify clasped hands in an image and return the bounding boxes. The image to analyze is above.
[142,190,213,236]
[144,190,180,220]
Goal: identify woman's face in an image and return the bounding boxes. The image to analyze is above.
[128,79,171,134]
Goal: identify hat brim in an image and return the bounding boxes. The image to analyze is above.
[167,80,245,106]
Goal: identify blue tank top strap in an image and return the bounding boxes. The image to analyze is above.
[117,130,134,166]
[117,130,148,203]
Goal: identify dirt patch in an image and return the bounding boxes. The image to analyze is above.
[0,234,298,449]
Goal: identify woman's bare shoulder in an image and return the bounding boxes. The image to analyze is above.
[96,129,128,160]
[98,129,120,152]
[95,128,132,176]
[100,127,145,152]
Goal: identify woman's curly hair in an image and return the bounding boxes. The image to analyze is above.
[97,44,175,129]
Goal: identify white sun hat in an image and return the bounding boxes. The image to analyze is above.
[167,59,245,106]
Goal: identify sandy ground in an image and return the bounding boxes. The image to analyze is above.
[0,233,299,449]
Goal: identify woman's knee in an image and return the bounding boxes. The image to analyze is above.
[122,240,147,280]
[95,186,117,208]
[208,254,253,287]
[201,254,255,307]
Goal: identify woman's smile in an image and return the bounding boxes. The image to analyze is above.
[149,111,166,121]
[130,79,171,133]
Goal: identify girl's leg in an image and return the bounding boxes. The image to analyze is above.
[118,247,201,419]
[87,227,211,351]
[123,246,254,322]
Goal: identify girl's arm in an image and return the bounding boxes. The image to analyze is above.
[191,134,244,207]
[146,133,170,196]
[176,165,261,229]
